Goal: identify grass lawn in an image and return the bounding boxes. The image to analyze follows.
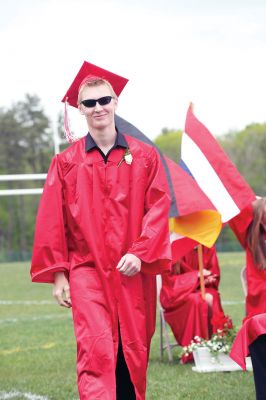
[0,252,256,399]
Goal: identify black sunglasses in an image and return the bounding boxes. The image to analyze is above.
[80,96,113,108]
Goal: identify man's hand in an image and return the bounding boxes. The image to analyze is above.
[116,254,141,277]
[53,272,72,308]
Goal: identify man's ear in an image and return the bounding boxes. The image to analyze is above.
[114,98,118,111]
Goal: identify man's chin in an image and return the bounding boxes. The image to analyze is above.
[92,120,112,130]
[94,122,108,130]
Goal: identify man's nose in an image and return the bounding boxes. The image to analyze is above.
[94,101,103,111]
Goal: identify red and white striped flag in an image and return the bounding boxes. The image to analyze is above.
[170,104,256,260]
[181,104,256,223]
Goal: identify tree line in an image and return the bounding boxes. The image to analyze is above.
[0,95,58,261]
[0,95,265,261]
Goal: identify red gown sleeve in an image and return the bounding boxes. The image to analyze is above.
[230,313,266,370]
[127,148,172,274]
[30,156,70,283]
[228,204,253,248]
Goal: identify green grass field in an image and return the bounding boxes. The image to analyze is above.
[0,252,256,399]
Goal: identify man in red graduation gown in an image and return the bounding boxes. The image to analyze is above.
[30,61,172,400]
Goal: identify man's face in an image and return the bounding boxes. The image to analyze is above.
[79,83,117,131]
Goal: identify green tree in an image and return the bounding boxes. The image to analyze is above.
[0,95,53,261]
[14,94,54,173]
[154,129,182,162]
[219,123,266,196]
[0,108,25,174]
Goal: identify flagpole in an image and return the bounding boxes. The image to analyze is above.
[198,244,210,340]
[197,244,206,300]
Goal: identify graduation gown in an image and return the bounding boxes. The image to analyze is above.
[230,313,266,370]
[160,246,224,346]
[229,205,266,319]
[229,206,266,370]
[30,133,171,400]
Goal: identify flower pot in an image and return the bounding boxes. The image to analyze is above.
[192,347,250,372]
[192,347,213,369]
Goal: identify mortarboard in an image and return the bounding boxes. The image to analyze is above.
[62,61,129,109]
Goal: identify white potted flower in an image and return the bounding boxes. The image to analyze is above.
[180,313,251,372]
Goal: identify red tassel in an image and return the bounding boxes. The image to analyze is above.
[64,99,79,143]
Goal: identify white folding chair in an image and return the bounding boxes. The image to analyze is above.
[156,275,179,362]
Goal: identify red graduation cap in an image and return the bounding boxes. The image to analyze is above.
[62,61,129,108]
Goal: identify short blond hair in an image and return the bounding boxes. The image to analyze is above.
[78,78,117,105]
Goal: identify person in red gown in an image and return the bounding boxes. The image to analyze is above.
[229,197,266,320]
[160,245,226,362]
[30,61,172,400]
[229,197,266,399]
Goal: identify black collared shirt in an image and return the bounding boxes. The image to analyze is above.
[85,130,128,163]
